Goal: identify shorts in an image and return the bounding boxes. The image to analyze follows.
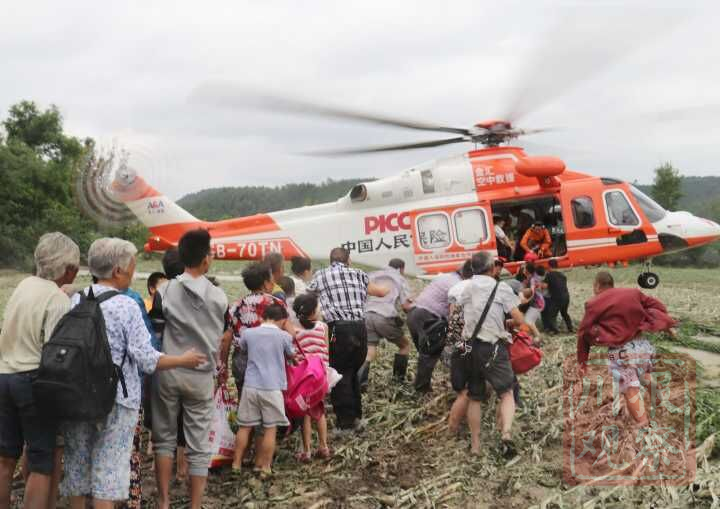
[237,387,289,428]
[62,403,138,501]
[366,312,405,346]
[608,338,655,394]
[450,341,515,401]
[525,306,542,325]
[0,371,58,475]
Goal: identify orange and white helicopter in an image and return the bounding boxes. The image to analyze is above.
[108,100,720,289]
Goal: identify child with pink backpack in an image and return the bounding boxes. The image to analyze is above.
[292,293,334,462]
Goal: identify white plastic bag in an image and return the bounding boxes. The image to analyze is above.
[208,383,236,468]
[327,367,343,389]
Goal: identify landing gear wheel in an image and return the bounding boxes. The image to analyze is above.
[638,272,659,289]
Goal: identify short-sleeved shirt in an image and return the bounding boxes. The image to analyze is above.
[366,267,411,318]
[448,279,473,306]
[72,285,162,409]
[295,322,329,368]
[229,292,287,345]
[290,276,308,295]
[413,272,462,319]
[0,276,70,373]
[494,224,508,241]
[459,275,520,343]
[238,324,295,391]
[308,262,369,322]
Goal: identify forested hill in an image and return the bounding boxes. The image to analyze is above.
[637,176,720,219]
[178,175,720,222]
[177,178,370,220]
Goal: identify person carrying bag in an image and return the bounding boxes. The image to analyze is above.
[449,252,527,458]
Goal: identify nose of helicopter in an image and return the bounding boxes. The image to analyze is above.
[653,211,720,252]
[684,214,720,248]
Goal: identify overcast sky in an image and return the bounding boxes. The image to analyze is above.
[2,1,719,199]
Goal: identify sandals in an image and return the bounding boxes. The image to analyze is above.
[315,447,333,460]
[295,451,312,463]
[252,467,273,481]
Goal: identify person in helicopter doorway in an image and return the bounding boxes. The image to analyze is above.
[520,221,553,260]
[493,216,514,261]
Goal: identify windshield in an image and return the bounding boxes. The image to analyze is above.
[630,186,667,223]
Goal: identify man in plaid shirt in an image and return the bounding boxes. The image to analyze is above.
[308,248,389,430]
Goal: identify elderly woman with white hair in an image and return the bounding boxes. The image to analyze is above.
[61,238,206,509]
[0,232,80,509]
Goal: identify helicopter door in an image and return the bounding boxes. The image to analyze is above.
[410,204,493,274]
[560,182,662,266]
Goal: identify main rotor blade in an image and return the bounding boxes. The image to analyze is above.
[190,82,472,136]
[301,137,468,156]
[512,127,558,136]
[503,7,689,122]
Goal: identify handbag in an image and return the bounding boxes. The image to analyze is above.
[508,330,543,374]
[418,317,448,356]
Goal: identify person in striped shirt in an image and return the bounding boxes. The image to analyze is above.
[292,293,331,462]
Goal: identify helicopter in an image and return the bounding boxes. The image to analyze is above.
[109,105,720,289]
[100,11,720,288]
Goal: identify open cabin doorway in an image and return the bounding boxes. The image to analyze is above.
[491,195,567,263]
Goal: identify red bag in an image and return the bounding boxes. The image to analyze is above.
[283,338,329,419]
[508,331,542,374]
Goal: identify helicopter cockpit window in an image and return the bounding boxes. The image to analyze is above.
[350,184,368,202]
[571,196,595,229]
[417,213,451,250]
[421,170,436,194]
[454,208,488,246]
[605,190,640,227]
[630,185,667,223]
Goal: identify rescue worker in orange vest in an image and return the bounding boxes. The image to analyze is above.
[520,221,553,259]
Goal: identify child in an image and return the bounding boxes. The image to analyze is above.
[232,304,295,476]
[519,288,542,339]
[292,293,332,462]
[145,271,167,311]
[290,256,312,295]
[222,263,291,397]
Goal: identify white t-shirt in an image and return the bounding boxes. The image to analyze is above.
[458,275,520,343]
[448,279,472,305]
[495,224,508,241]
[290,275,308,295]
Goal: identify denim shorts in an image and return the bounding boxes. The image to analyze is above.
[0,370,58,474]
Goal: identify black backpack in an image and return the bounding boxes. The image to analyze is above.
[33,287,128,421]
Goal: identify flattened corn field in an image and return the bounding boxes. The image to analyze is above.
[2,263,718,508]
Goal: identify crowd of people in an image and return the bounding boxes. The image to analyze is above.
[0,229,679,508]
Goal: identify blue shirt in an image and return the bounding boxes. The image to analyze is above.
[72,285,162,409]
[238,324,295,391]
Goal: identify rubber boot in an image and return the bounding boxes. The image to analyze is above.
[357,362,370,393]
[392,354,409,382]
[413,353,439,393]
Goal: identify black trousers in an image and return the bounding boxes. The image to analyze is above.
[328,320,368,429]
[407,307,442,392]
[542,294,573,331]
